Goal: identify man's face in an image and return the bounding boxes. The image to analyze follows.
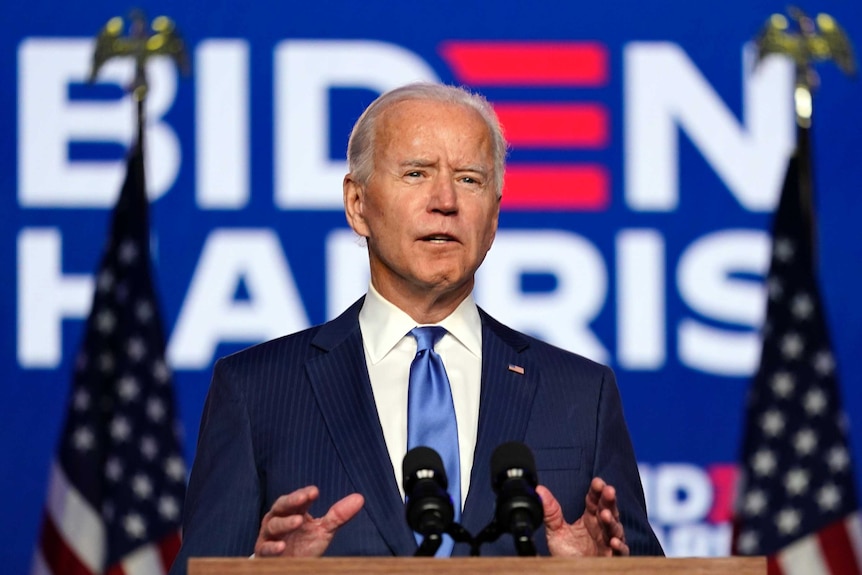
[344,99,500,309]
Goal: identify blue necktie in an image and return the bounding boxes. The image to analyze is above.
[407,326,461,557]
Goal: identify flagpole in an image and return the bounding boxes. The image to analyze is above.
[88,9,189,157]
[754,7,856,267]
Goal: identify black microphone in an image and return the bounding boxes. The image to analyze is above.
[490,441,543,556]
[402,446,454,556]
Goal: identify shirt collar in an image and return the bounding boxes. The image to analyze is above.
[359,283,482,364]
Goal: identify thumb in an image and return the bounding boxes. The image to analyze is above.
[320,493,365,534]
[536,485,565,532]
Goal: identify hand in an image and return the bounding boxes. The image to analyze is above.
[254,485,365,557]
[537,478,629,557]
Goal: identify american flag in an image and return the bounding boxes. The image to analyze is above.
[32,146,186,575]
[733,143,862,573]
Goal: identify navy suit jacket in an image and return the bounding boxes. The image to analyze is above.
[169,298,662,574]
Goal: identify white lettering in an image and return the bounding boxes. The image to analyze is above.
[616,229,665,369]
[624,42,794,211]
[167,229,310,369]
[196,40,250,209]
[677,230,769,376]
[475,230,608,363]
[18,228,93,367]
[18,39,180,207]
[274,40,439,209]
[653,464,712,524]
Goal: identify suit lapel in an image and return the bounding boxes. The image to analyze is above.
[305,299,416,556]
[459,310,539,542]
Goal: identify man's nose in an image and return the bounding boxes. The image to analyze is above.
[429,176,458,213]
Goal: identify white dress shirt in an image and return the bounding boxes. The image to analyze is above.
[358,284,482,511]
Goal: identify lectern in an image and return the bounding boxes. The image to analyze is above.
[189,556,765,575]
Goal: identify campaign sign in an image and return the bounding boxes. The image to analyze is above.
[2,0,861,571]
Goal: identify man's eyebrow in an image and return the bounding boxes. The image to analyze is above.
[400,159,437,168]
[456,164,490,176]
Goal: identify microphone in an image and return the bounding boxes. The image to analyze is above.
[490,441,543,556]
[402,446,454,556]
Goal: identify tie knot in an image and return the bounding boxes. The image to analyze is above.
[410,326,447,352]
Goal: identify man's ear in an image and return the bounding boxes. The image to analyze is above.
[343,174,370,237]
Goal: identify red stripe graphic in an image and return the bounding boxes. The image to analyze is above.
[40,511,96,575]
[495,103,608,148]
[440,41,608,86]
[502,165,609,210]
[819,518,862,575]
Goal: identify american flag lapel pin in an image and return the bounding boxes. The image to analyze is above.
[508,364,525,375]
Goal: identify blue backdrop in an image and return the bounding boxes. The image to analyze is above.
[3,0,861,572]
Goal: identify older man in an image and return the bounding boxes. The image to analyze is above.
[169,83,662,575]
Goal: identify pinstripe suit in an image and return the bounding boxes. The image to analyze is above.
[169,297,662,574]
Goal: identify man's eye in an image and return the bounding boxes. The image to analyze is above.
[405,171,423,178]
[460,176,480,185]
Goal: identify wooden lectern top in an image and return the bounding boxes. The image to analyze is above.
[189,556,766,575]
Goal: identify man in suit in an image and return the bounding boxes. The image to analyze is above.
[169,83,662,574]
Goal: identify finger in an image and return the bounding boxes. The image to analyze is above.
[611,536,630,556]
[262,513,304,540]
[270,486,320,517]
[585,477,606,512]
[256,540,287,557]
[599,485,620,520]
[536,485,565,532]
[320,493,365,533]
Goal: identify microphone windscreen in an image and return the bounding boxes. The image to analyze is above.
[491,441,537,486]
[403,446,447,489]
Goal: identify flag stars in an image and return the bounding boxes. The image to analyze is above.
[827,446,850,473]
[132,474,153,499]
[140,436,159,460]
[118,239,139,264]
[784,468,810,496]
[127,337,147,362]
[165,456,186,482]
[73,389,90,411]
[110,415,132,442]
[72,427,95,452]
[152,359,171,384]
[118,375,140,402]
[767,278,784,301]
[96,310,116,334]
[744,489,768,517]
[136,300,154,323]
[813,351,835,376]
[817,483,842,512]
[97,270,115,293]
[158,495,180,521]
[790,293,814,320]
[770,372,795,398]
[792,428,818,456]
[760,410,786,438]
[737,530,759,554]
[123,513,147,539]
[803,388,828,416]
[147,398,166,422]
[774,238,795,262]
[776,508,802,535]
[780,333,804,360]
[105,458,123,482]
[752,448,778,477]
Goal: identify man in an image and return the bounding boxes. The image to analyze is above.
[169,83,662,574]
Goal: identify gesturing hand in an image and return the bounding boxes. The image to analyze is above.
[255,485,365,557]
[538,478,629,557]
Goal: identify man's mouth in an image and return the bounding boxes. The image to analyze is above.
[421,234,457,243]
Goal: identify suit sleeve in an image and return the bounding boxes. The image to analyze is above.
[593,366,664,556]
[168,358,262,575]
